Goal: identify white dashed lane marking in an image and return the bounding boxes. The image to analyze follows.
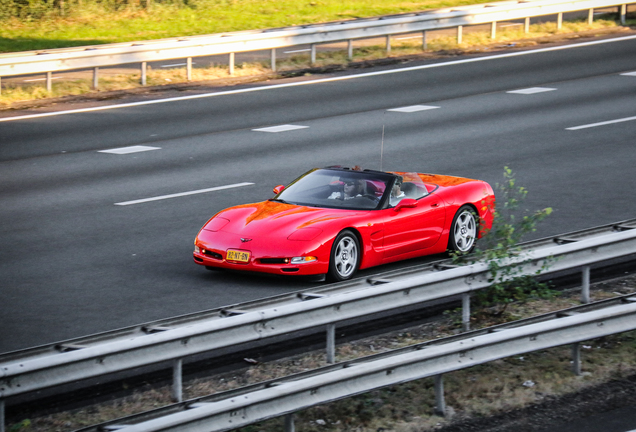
[98,145,161,154]
[115,182,255,206]
[252,124,309,133]
[388,105,440,113]
[507,87,557,95]
[621,71,636,76]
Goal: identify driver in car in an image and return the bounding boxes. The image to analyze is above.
[329,178,364,200]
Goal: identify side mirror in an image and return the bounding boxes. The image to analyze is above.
[394,198,418,211]
[273,185,285,194]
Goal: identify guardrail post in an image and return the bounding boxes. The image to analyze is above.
[92,67,99,89]
[284,413,295,432]
[491,21,497,39]
[462,293,471,331]
[571,342,581,375]
[588,8,594,25]
[310,44,316,65]
[557,12,563,30]
[620,4,627,25]
[385,35,391,55]
[525,17,530,33]
[457,26,463,44]
[46,71,52,92]
[434,374,446,416]
[422,31,427,50]
[326,323,336,364]
[172,358,183,402]
[347,40,353,59]
[186,57,192,81]
[581,266,591,304]
[141,62,147,86]
[229,53,235,76]
[271,49,276,72]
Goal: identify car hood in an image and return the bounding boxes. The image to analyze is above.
[203,200,366,239]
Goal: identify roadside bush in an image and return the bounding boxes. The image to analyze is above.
[454,167,555,317]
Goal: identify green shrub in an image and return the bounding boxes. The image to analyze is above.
[454,167,555,316]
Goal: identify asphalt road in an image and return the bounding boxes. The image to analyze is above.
[1,35,636,354]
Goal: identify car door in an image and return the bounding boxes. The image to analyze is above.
[382,194,446,259]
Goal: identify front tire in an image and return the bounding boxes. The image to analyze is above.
[448,205,477,254]
[327,230,360,282]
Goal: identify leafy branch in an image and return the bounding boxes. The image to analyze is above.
[455,167,555,317]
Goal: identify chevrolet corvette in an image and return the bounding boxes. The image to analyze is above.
[193,167,495,281]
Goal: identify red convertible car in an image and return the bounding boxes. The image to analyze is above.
[194,167,495,281]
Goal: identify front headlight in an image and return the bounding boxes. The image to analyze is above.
[291,256,317,264]
[194,246,200,253]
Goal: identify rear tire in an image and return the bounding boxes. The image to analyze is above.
[327,230,360,282]
[448,205,477,254]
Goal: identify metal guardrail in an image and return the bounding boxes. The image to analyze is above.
[78,293,636,432]
[0,0,633,90]
[1,218,636,432]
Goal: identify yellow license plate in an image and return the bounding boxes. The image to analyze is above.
[226,249,251,263]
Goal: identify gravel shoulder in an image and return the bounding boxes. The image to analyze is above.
[437,373,636,432]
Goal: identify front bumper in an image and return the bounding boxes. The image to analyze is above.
[193,230,330,276]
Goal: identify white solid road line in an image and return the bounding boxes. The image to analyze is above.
[284,48,312,54]
[161,62,195,68]
[2,35,636,123]
[114,182,254,206]
[566,116,636,131]
[24,76,62,82]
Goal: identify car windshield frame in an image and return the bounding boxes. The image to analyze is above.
[273,168,397,211]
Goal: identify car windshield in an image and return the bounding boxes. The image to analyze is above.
[274,168,394,210]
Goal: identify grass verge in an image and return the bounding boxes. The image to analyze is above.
[7,275,636,432]
[0,0,512,52]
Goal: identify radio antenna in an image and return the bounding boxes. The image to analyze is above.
[380,124,385,171]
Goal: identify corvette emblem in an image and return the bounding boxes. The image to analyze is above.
[240,238,252,243]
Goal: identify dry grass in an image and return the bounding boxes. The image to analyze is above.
[9,276,636,432]
[0,63,271,108]
[0,18,627,109]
